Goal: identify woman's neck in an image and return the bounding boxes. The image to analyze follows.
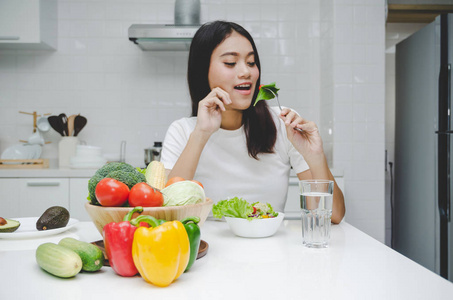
[220,110,243,130]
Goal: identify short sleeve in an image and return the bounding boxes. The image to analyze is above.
[160,118,193,170]
[288,142,309,174]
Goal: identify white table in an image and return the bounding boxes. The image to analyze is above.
[0,220,452,299]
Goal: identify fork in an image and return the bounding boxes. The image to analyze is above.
[265,88,303,133]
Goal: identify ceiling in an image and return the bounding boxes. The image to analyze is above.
[385,4,453,52]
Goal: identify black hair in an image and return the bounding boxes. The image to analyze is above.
[187,20,277,159]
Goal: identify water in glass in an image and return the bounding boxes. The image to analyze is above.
[300,192,333,248]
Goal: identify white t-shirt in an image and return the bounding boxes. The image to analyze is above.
[160,107,309,212]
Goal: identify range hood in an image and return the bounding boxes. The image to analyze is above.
[128,24,200,51]
[128,0,201,51]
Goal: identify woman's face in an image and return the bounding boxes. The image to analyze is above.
[208,31,260,111]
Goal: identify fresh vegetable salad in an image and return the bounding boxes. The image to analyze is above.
[212,197,278,220]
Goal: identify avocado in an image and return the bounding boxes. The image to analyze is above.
[36,206,70,231]
[0,218,20,232]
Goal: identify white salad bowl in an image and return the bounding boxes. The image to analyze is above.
[224,212,284,238]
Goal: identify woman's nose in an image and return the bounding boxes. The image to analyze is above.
[238,62,251,78]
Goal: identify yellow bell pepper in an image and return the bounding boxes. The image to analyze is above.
[131,216,190,287]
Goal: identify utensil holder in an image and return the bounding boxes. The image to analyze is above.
[59,137,78,168]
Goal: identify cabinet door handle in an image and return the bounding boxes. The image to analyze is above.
[27,182,60,187]
[0,36,20,40]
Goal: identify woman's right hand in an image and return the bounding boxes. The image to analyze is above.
[194,87,232,135]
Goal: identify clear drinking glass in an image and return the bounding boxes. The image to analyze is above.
[299,180,334,248]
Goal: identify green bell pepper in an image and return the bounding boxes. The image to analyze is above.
[130,215,201,272]
[180,216,201,272]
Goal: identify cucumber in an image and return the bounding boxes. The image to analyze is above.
[36,243,82,278]
[58,237,104,272]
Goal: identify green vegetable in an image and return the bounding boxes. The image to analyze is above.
[87,162,145,205]
[88,173,104,205]
[253,82,280,106]
[36,243,82,278]
[58,237,104,272]
[212,197,253,219]
[161,181,206,206]
[252,202,278,217]
[106,170,146,189]
[95,162,137,177]
[181,216,201,272]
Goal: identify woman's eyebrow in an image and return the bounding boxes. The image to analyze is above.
[220,51,255,57]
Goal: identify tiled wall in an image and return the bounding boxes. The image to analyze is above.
[331,0,385,242]
[0,0,385,242]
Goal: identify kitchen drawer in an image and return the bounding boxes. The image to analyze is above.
[284,176,345,219]
[19,178,69,217]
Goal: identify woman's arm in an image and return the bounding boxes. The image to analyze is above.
[281,108,345,223]
[168,87,231,180]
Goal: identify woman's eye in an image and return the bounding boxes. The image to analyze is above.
[224,62,236,67]
[248,62,256,67]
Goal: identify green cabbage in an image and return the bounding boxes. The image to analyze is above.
[161,181,206,206]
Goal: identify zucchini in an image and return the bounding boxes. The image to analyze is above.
[58,237,104,272]
[36,243,82,278]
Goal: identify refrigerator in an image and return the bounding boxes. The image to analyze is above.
[394,14,452,281]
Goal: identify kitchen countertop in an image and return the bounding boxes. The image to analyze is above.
[0,162,343,178]
[0,220,451,299]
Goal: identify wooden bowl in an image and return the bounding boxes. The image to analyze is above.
[85,198,213,236]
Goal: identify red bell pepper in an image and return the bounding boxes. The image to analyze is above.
[103,206,144,277]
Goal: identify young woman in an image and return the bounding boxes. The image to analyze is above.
[161,21,345,223]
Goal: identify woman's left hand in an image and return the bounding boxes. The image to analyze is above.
[280,108,324,159]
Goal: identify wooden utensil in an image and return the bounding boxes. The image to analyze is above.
[48,116,65,136]
[73,115,87,136]
[67,114,77,136]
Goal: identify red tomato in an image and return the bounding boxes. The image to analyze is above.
[191,180,204,188]
[129,182,164,207]
[165,176,185,187]
[95,178,129,207]
[259,84,264,90]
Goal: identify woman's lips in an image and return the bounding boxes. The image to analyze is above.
[234,83,252,95]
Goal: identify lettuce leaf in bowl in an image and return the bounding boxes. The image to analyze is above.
[212,197,253,219]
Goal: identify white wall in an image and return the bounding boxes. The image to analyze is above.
[0,0,386,242]
[330,0,386,242]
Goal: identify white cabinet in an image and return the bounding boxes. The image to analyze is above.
[0,177,91,220]
[69,178,91,221]
[0,179,20,217]
[19,178,69,217]
[0,0,57,50]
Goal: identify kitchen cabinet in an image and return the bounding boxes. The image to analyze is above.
[0,177,91,220]
[0,0,57,50]
[0,179,20,217]
[69,178,91,222]
[19,178,69,217]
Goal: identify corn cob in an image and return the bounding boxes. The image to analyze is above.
[145,161,167,190]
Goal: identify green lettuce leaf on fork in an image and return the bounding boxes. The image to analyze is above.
[212,197,253,219]
[253,82,280,106]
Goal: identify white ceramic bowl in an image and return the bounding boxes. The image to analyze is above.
[224,212,284,238]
